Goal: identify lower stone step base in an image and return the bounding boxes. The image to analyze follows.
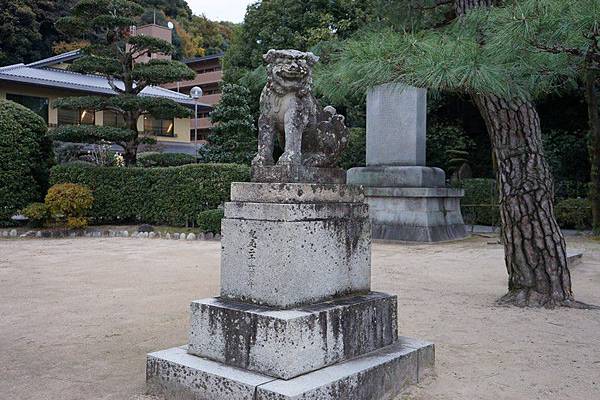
[146,337,434,400]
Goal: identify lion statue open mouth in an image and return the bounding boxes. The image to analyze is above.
[252,49,349,168]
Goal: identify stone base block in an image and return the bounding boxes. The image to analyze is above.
[147,338,434,400]
[221,183,371,308]
[252,165,346,184]
[347,166,445,188]
[347,166,467,242]
[188,292,398,379]
[230,182,364,204]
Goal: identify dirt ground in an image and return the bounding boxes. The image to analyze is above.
[0,235,599,400]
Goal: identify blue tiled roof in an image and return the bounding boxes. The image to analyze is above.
[0,53,209,107]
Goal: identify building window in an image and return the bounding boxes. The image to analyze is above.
[198,111,211,119]
[190,128,211,142]
[144,116,174,137]
[57,108,95,126]
[6,93,49,123]
[103,110,126,128]
[204,88,221,95]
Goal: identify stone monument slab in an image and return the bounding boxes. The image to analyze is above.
[366,84,427,166]
[349,82,467,242]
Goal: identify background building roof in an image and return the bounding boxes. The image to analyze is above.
[0,52,209,107]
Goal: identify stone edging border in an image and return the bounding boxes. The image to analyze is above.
[0,229,221,241]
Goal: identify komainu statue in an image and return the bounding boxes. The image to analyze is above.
[252,49,349,168]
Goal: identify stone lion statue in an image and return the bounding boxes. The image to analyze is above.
[252,49,349,168]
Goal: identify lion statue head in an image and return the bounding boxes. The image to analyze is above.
[264,49,319,96]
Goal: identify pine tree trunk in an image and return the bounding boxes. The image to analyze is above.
[123,142,138,166]
[123,113,139,166]
[473,95,578,307]
[584,70,600,234]
[456,0,588,307]
[455,0,495,16]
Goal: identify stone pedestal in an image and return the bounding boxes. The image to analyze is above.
[348,166,467,242]
[147,179,434,399]
[349,83,467,242]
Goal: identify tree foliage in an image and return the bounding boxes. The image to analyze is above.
[199,84,257,165]
[0,0,77,66]
[223,0,377,83]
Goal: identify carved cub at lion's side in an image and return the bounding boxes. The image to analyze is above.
[252,49,349,168]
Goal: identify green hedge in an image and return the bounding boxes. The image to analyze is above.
[0,99,53,226]
[460,178,501,226]
[137,152,197,168]
[50,163,250,226]
[554,198,592,230]
[197,209,224,234]
[460,178,592,230]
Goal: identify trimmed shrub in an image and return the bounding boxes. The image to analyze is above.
[137,152,197,168]
[21,203,51,228]
[460,178,500,226]
[338,128,366,170]
[50,163,250,226]
[554,180,590,200]
[554,198,592,230]
[0,99,53,226]
[45,183,94,229]
[197,209,224,234]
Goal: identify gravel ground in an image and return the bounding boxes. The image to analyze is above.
[0,235,598,400]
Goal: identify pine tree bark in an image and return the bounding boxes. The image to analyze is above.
[456,0,589,307]
[473,95,579,307]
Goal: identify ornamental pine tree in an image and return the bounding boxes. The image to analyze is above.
[481,0,600,234]
[51,0,196,165]
[199,84,257,165]
[318,0,597,308]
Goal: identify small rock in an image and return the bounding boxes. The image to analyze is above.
[187,233,196,241]
[21,231,36,238]
[36,231,43,238]
[1,231,8,237]
[149,232,156,239]
[179,233,186,240]
[214,234,221,241]
[138,224,154,233]
[69,232,77,238]
[122,231,129,237]
[205,232,214,241]
[173,233,180,240]
[165,233,171,240]
[9,229,18,237]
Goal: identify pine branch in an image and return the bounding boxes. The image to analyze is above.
[417,0,453,11]
[533,43,584,57]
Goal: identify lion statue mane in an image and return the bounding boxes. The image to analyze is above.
[252,49,349,168]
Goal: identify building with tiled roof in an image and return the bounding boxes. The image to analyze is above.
[0,28,212,147]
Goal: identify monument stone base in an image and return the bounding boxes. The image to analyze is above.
[147,180,435,399]
[348,166,468,242]
[147,337,434,400]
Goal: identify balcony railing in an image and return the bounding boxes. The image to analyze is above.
[163,70,223,90]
